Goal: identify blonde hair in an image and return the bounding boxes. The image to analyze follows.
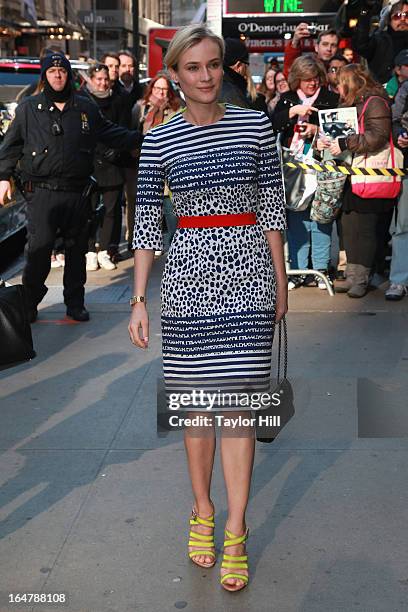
[164,24,225,70]
[288,54,327,91]
[338,63,386,107]
[241,63,257,102]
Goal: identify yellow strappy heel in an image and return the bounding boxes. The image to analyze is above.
[188,507,216,568]
[220,528,249,592]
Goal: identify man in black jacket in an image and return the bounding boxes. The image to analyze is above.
[219,38,251,109]
[0,52,142,323]
[118,51,142,109]
[352,0,408,84]
[219,38,267,113]
[100,52,121,93]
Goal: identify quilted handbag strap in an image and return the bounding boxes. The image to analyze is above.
[276,317,288,384]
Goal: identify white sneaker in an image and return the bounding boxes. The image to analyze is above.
[97,250,116,270]
[385,283,407,301]
[288,276,304,291]
[86,251,99,271]
[318,276,333,290]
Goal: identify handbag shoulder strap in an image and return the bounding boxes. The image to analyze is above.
[277,317,288,383]
[358,95,395,166]
[358,95,389,134]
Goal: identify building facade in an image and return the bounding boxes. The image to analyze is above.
[0,0,88,56]
[78,0,172,66]
[0,0,172,61]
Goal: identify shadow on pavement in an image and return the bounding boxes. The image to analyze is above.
[0,355,175,542]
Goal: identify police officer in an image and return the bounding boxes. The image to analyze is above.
[0,51,142,323]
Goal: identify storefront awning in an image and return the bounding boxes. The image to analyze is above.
[19,19,89,39]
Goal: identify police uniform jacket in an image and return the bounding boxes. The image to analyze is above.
[0,91,141,189]
[82,88,129,189]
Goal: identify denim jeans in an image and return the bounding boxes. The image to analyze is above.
[390,178,408,285]
[287,207,333,270]
[163,196,177,250]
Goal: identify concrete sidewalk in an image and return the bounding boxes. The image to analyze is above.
[1,255,408,612]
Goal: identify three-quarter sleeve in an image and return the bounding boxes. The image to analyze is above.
[257,113,287,231]
[132,129,165,250]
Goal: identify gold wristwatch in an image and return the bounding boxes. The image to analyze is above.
[130,295,146,307]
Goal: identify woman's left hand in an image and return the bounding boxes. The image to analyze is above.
[275,280,288,323]
[329,139,342,156]
[316,137,331,151]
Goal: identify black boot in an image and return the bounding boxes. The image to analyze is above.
[66,306,90,321]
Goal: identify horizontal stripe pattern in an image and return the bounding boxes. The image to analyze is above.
[163,311,274,400]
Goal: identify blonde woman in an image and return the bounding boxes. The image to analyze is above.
[242,62,268,113]
[128,25,287,592]
[259,67,277,115]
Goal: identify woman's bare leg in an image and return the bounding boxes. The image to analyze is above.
[184,421,216,565]
[220,414,255,588]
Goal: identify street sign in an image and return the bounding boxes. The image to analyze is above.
[223,17,335,39]
[224,0,338,15]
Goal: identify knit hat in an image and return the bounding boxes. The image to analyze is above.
[394,49,408,66]
[40,51,72,80]
[223,38,249,67]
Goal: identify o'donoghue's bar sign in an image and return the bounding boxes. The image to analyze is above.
[224,0,338,15]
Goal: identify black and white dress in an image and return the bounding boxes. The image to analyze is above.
[133,104,286,408]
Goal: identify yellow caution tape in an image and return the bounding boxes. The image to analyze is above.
[284,160,408,177]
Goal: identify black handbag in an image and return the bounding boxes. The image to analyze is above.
[0,281,36,369]
[255,317,294,443]
[281,149,316,212]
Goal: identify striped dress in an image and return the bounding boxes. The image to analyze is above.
[133,104,286,410]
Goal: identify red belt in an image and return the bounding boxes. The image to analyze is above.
[177,212,257,229]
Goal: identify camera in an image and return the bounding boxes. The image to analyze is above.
[307,25,317,34]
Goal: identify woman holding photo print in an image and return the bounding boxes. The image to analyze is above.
[273,55,339,289]
[128,25,287,592]
[322,64,397,298]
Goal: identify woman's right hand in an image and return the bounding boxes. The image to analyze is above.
[128,304,149,349]
[289,104,318,120]
[397,134,408,149]
[0,180,12,206]
[329,138,342,157]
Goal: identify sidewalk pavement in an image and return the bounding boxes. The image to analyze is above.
[1,254,408,612]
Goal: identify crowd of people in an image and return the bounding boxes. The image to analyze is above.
[0,5,407,320]
[21,49,183,275]
[222,9,408,301]
[82,13,407,302]
[74,52,183,269]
